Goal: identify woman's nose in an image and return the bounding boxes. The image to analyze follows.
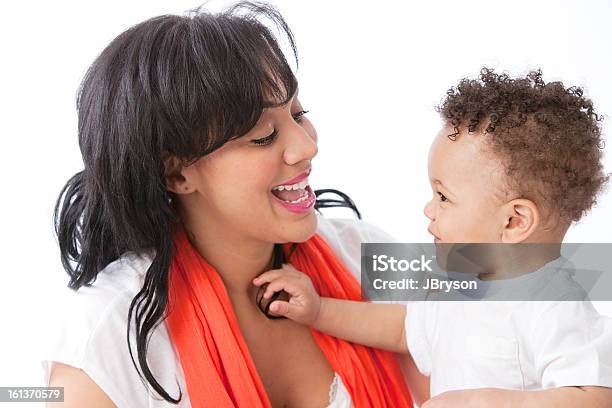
[283,123,318,165]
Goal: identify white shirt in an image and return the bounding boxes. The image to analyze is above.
[405,257,612,397]
[41,215,397,408]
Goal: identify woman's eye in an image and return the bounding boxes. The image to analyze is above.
[251,130,278,146]
[438,192,448,202]
[292,110,309,123]
[250,110,308,146]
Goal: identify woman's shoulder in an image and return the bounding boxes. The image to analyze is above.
[42,250,186,407]
[316,215,398,244]
[315,215,398,280]
[47,251,152,338]
[50,251,154,336]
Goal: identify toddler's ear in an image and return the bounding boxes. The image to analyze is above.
[501,199,540,243]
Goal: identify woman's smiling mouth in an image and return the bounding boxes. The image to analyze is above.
[271,169,316,212]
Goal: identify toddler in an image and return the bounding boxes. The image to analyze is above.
[254,69,612,406]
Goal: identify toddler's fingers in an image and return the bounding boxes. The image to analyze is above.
[281,263,304,276]
[269,300,301,320]
[262,277,303,299]
[282,264,314,284]
[252,268,285,286]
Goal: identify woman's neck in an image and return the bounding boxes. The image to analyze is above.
[179,216,275,298]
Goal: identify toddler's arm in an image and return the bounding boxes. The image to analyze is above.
[253,264,409,353]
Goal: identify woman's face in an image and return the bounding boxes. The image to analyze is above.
[170,94,319,245]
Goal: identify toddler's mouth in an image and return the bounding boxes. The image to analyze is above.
[428,228,442,242]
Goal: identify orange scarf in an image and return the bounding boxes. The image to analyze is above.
[166,223,412,407]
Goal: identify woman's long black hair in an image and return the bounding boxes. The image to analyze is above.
[53,2,359,404]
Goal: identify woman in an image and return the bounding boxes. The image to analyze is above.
[44,2,425,407]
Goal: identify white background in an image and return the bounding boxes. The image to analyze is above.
[1,0,611,403]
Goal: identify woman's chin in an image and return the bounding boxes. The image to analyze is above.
[281,211,318,243]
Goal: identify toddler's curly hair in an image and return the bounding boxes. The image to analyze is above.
[437,67,609,222]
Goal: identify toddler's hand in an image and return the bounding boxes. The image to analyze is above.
[253,264,321,326]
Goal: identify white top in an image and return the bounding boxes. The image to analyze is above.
[405,257,612,397]
[41,215,397,408]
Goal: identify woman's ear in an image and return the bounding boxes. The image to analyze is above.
[501,198,540,243]
[164,154,195,195]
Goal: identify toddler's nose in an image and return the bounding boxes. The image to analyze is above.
[424,199,436,221]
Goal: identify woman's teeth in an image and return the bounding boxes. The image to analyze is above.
[271,179,311,203]
[288,190,310,204]
[272,179,309,191]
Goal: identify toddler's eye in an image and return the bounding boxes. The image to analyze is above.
[438,192,448,202]
[251,130,278,146]
[292,110,309,124]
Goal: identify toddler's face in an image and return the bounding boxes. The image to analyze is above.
[424,127,511,243]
